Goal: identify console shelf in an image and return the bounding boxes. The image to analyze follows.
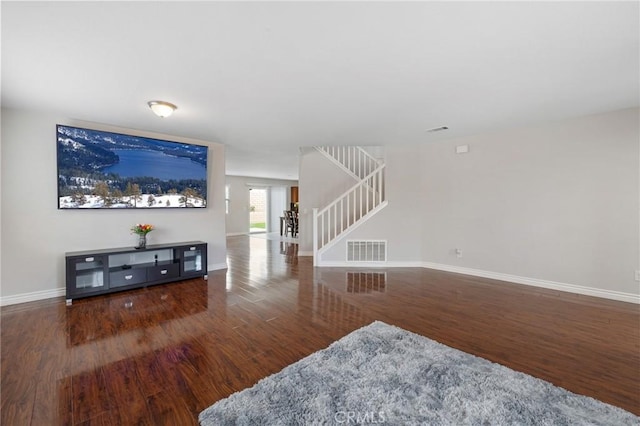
[65,241,207,304]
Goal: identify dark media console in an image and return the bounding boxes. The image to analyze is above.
[65,241,207,304]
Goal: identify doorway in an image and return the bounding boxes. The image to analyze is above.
[249,188,267,233]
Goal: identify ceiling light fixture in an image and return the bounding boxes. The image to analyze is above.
[147,100,177,118]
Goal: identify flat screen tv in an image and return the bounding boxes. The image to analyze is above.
[57,124,208,209]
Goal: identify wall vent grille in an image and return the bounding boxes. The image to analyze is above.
[346,240,387,262]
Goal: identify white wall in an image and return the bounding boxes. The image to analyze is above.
[303,145,423,263]
[225,175,298,235]
[298,148,360,254]
[421,108,639,297]
[301,108,639,301]
[0,112,3,298]
[269,186,287,233]
[0,108,228,305]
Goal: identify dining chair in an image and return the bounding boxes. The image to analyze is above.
[284,210,298,237]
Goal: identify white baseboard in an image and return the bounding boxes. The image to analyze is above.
[208,262,228,271]
[316,261,423,268]
[2,264,229,307]
[0,288,66,306]
[311,259,639,304]
[226,232,247,237]
[4,262,636,306]
[421,262,640,304]
[297,251,314,257]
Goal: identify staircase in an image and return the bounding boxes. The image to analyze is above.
[313,147,387,265]
[314,146,381,181]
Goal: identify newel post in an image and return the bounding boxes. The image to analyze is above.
[312,207,318,266]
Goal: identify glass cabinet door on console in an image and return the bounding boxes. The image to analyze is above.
[67,255,108,295]
[66,241,207,304]
[181,244,207,277]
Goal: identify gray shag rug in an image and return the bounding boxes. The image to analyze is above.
[199,321,638,425]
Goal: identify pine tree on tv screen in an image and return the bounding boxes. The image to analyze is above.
[57,125,208,209]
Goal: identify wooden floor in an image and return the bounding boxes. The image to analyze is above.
[2,235,639,425]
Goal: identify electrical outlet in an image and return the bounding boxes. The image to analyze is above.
[635,270,640,282]
[455,248,462,258]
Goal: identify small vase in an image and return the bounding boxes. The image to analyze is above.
[136,234,147,249]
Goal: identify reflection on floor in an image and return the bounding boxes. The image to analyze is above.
[0,235,638,425]
[346,272,387,294]
[250,232,298,243]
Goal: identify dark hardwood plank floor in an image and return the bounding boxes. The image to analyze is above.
[2,235,638,425]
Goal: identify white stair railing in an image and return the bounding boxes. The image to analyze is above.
[313,164,386,263]
[315,146,380,181]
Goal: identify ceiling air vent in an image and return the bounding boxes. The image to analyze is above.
[427,126,449,133]
[347,240,387,262]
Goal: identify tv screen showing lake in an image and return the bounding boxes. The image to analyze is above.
[57,124,208,209]
[104,149,207,180]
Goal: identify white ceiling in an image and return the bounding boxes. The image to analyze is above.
[2,1,638,180]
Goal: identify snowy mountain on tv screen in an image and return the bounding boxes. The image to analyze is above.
[56,125,208,209]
